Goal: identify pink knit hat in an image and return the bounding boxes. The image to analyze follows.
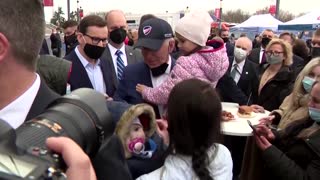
[175,10,213,46]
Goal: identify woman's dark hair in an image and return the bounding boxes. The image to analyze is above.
[167,79,222,180]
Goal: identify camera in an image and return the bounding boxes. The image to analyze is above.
[0,88,113,180]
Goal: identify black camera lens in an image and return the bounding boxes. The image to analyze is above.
[15,88,113,158]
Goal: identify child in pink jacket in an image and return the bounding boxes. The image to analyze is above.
[136,10,229,105]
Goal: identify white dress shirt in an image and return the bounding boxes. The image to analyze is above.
[0,74,40,129]
[108,44,128,76]
[150,57,172,117]
[75,46,106,94]
[259,48,265,64]
[231,59,246,84]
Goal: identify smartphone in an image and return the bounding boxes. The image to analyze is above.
[247,120,257,134]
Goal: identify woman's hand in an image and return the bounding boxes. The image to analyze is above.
[156,119,169,146]
[250,104,265,113]
[259,115,275,125]
[254,134,272,151]
[255,124,275,141]
[254,124,275,151]
[136,84,147,94]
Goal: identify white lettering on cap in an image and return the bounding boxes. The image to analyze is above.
[164,33,172,38]
[143,26,152,36]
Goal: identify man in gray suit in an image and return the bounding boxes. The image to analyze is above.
[102,10,143,87]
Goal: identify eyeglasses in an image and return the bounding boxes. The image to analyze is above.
[265,51,284,56]
[84,34,108,45]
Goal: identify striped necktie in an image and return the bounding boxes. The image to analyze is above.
[115,50,125,80]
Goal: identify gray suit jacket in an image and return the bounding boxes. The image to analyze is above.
[101,45,143,87]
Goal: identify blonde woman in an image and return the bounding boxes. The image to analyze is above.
[261,57,320,129]
[241,58,320,180]
[253,39,294,111]
[241,39,295,180]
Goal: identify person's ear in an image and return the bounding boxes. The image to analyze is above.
[77,33,85,44]
[168,39,175,53]
[0,33,9,63]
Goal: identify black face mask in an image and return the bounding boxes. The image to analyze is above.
[222,37,229,43]
[65,33,77,45]
[109,28,127,44]
[311,47,320,58]
[261,37,271,48]
[83,44,105,60]
[150,63,169,77]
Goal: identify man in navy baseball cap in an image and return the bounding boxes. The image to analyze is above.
[135,18,174,51]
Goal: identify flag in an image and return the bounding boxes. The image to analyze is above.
[214,8,221,19]
[269,5,276,15]
[43,0,54,6]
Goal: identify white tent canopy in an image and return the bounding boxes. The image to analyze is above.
[230,14,283,33]
[278,10,320,30]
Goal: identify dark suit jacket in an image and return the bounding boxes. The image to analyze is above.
[101,45,143,87]
[64,50,116,97]
[291,54,304,78]
[228,57,259,99]
[248,48,261,64]
[39,39,50,55]
[113,59,175,118]
[226,41,235,57]
[216,73,248,105]
[25,80,60,121]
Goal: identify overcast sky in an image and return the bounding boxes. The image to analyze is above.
[44,0,319,22]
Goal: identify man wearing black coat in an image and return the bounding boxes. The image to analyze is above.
[50,28,62,57]
[0,0,60,128]
[219,29,235,57]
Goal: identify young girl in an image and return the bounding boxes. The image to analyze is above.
[137,79,233,180]
[136,10,229,105]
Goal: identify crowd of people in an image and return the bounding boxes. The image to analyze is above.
[1,1,320,180]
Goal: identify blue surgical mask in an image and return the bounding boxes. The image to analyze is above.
[309,107,320,122]
[302,76,316,93]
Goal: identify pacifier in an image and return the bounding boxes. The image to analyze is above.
[128,138,145,154]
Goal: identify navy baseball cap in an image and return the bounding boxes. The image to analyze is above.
[135,18,173,51]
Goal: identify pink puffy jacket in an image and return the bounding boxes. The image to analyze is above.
[141,40,229,105]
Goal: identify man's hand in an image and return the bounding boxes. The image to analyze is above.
[136,84,147,94]
[156,119,169,146]
[250,104,265,113]
[46,137,96,180]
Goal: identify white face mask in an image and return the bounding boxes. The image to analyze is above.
[234,47,247,62]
